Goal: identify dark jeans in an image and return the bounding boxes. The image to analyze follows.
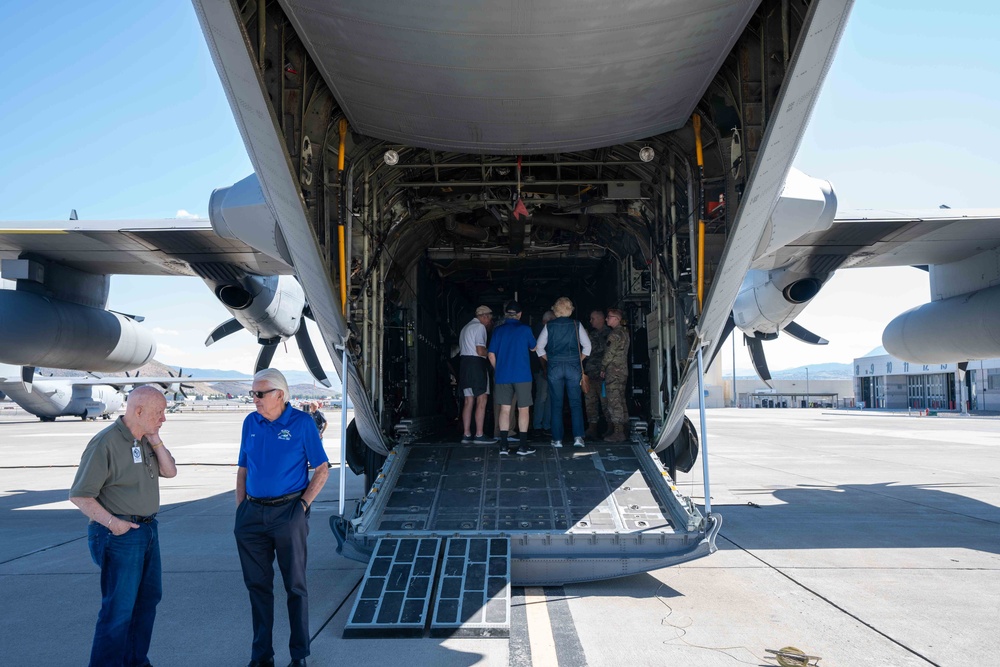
[533,370,550,429]
[87,520,162,667]
[548,361,585,442]
[235,498,311,661]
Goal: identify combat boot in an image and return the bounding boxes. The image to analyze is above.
[584,424,600,439]
[604,424,627,442]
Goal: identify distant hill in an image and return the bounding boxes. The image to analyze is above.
[181,367,340,390]
[732,362,852,381]
[37,361,341,400]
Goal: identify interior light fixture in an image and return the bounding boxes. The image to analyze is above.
[383,149,399,166]
[639,146,655,163]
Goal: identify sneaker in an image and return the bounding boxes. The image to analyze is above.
[573,437,585,448]
[473,434,498,444]
[461,434,473,444]
[551,440,563,448]
[516,444,537,456]
[498,446,510,456]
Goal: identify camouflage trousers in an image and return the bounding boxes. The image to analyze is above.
[604,367,628,425]
[584,373,604,426]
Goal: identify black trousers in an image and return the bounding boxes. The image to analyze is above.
[234,498,311,660]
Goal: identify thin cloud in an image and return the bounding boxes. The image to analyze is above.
[175,209,201,219]
[152,327,179,336]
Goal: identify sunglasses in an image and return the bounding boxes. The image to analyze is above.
[249,389,280,399]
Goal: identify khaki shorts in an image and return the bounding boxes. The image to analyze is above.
[495,381,533,406]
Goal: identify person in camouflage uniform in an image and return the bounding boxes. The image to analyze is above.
[584,309,610,438]
[601,308,630,442]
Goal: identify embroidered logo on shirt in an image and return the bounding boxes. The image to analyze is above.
[278,429,292,441]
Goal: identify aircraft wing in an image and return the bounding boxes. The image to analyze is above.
[62,376,251,387]
[755,208,1000,272]
[0,218,292,277]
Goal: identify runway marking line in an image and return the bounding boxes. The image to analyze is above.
[524,587,559,666]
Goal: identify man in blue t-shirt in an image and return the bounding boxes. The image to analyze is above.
[487,300,537,456]
[235,368,330,667]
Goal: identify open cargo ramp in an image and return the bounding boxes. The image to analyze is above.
[334,434,717,587]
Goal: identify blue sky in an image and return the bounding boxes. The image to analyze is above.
[2,1,998,377]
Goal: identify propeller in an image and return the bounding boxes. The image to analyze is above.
[166,368,195,400]
[206,317,331,387]
[782,321,829,346]
[744,334,774,387]
[21,366,35,394]
[740,319,829,387]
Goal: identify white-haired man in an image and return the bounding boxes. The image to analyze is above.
[235,368,330,667]
[70,385,177,667]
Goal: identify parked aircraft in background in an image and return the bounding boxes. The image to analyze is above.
[0,363,248,422]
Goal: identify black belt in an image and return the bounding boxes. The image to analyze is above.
[114,513,156,524]
[246,491,303,507]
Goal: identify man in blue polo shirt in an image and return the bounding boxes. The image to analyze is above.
[235,368,330,667]
[487,300,537,456]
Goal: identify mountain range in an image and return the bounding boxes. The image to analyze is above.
[729,362,853,381]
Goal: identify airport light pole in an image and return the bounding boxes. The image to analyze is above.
[732,333,737,408]
[806,366,810,408]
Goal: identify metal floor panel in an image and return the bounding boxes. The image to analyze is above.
[343,537,442,638]
[430,537,511,638]
[374,442,675,534]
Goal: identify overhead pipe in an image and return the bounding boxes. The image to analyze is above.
[444,215,490,241]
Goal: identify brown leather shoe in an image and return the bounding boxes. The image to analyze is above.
[584,425,599,438]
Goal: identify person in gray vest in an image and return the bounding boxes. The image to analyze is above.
[535,296,591,447]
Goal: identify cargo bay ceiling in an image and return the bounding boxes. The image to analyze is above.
[278,0,762,154]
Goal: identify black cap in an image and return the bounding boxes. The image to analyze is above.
[504,300,522,314]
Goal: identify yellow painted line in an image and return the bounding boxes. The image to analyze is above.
[524,587,559,666]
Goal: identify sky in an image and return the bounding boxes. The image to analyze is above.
[2,1,999,379]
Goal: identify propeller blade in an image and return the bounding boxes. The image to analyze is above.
[205,318,245,347]
[958,361,969,373]
[302,304,315,321]
[21,366,35,394]
[256,342,279,373]
[707,313,737,370]
[295,325,332,387]
[744,335,772,387]
[782,321,829,346]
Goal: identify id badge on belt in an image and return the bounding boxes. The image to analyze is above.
[132,440,143,464]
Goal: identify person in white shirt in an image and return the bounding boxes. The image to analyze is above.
[458,305,498,444]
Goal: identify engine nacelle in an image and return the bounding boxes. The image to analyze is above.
[732,268,825,335]
[210,174,293,266]
[883,284,1000,363]
[207,274,305,343]
[0,290,156,371]
[752,167,838,269]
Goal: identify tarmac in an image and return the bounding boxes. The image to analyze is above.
[1,406,997,666]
